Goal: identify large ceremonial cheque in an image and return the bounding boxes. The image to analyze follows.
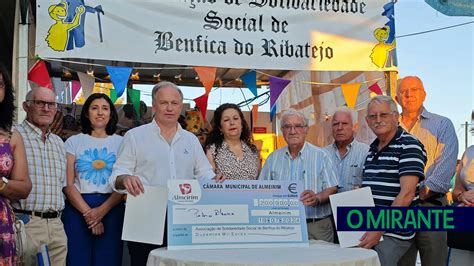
[167,179,309,250]
[36,0,397,71]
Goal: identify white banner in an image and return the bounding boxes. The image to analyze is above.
[36,0,398,71]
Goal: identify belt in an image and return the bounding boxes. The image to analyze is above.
[14,209,61,219]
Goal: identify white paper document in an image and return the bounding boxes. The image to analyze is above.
[122,185,168,245]
[329,187,376,248]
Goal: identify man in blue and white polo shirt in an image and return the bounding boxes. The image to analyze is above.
[358,96,427,266]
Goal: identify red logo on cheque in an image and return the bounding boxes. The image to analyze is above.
[179,183,192,195]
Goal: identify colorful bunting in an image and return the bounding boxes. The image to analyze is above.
[368,82,383,95]
[71,80,81,101]
[269,76,291,107]
[77,72,95,99]
[194,66,217,95]
[127,88,141,118]
[269,76,291,121]
[28,60,53,90]
[106,66,132,98]
[194,94,209,121]
[109,89,118,104]
[251,104,259,127]
[341,83,361,109]
[240,70,257,97]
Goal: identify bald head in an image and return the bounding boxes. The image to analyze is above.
[396,76,426,113]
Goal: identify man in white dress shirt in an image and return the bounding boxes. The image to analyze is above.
[110,81,221,266]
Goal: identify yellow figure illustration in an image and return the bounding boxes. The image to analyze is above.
[45,2,85,52]
[370,26,396,68]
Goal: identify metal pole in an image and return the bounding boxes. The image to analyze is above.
[466,121,469,151]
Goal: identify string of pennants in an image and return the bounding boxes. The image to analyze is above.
[28,59,385,121]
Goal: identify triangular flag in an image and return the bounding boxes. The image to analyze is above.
[368,82,383,95]
[194,94,209,121]
[341,83,361,109]
[71,80,81,101]
[241,70,257,97]
[106,66,132,98]
[251,104,259,127]
[28,60,53,90]
[194,66,217,95]
[269,76,290,108]
[77,72,95,99]
[109,89,118,104]
[127,88,141,118]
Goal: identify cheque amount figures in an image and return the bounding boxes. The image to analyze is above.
[255,198,299,207]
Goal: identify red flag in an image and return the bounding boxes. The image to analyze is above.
[194,66,217,95]
[368,82,383,95]
[28,60,53,90]
[194,94,209,120]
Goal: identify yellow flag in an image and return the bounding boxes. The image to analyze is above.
[341,83,361,109]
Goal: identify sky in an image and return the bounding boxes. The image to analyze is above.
[137,1,474,157]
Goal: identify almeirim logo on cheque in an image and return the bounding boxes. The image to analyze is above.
[172,183,199,203]
[179,183,192,195]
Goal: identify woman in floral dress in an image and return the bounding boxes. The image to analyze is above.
[0,64,31,265]
[62,93,124,266]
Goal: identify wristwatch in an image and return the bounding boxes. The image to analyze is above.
[0,177,8,191]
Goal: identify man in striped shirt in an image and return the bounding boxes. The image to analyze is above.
[324,107,369,192]
[359,96,427,266]
[396,76,458,266]
[14,87,68,265]
[259,109,339,242]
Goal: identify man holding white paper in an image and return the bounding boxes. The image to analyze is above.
[259,109,339,242]
[359,96,426,266]
[109,81,220,266]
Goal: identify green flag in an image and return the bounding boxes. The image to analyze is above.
[127,88,141,119]
[109,89,118,103]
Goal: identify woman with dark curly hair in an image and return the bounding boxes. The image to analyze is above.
[0,64,32,264]
[204,103,260,180]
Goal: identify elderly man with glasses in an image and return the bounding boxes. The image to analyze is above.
[259,108,339,242]
[358,96,427,266]
[14,87,68,265]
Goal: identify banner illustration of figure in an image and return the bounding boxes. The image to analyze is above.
[46,2,85,52]
[370,1,397,68]
[65,0,105,51]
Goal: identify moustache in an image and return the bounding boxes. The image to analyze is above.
[374,121,387,127]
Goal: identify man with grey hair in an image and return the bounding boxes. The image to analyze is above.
[324,107,369,193]
[359,96,427,266]
[259,108,339,242]
[14,87,68,265]
[110,81,221,265]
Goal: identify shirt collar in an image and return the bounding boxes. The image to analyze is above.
[22,120,51,139]
[369,126,403,151]
[331,138,356,150]
[400,106,431,123]
[285,142,307,159]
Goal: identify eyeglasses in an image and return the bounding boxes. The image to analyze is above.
[28,100,58,109]
[282,124,307,131]
[366,112,395,121]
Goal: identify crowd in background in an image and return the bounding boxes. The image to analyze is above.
[0,62,473,266]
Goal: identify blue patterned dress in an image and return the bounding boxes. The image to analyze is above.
[0,135,17,265]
